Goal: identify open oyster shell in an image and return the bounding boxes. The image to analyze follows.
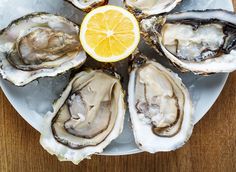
[0,13,86,86]
[128,52,193,153]
[124,0,182,18]
[141,10,236,74]
[40,69,126,164]
[66,0,108,12]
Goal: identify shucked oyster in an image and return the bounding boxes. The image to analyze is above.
[40,69,126,164]
[141,10,236,74]
[125,0,182,18]
[66,0,108,12]
[128,52,193,153]
[0,13,86,86]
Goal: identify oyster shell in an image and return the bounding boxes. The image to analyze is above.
[141,10,236,74]
[0,13,86,86]
[128,52,193,153]
[40,69,126,164]
[125,0,182,18]
[66,0,108,12]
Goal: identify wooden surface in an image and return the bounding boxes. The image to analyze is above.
[1,2,236,172]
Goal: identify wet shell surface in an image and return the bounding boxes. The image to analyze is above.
[40,69,126,164]
[125,0,182,18]
[128,52,194,153]
[0,13,86,86]
[141,10,236,74]
[66,0,108,12]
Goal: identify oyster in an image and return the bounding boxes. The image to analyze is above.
[66,0,108,12]
[128,52,193,153]
[125,0,182,18]
[141,10,236,74]
[0,13,86,86]
[40,69,126,164]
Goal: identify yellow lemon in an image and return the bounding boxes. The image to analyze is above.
[80,5,140,62]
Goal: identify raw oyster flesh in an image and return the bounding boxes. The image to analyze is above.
[66,0,108,12]
[0,13,86,86]
[40,69,126,164]
[125,0,182,18]
[128,52,193,153]
[141,10,236,74]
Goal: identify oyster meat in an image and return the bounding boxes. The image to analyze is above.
[128,52,193,153]
[125,0,182,18]
[40,69,126,164]
[0,13,86,86]
[141,10,236,74]
[66,0,108,12]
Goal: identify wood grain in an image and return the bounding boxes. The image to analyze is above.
[1,1,236,172]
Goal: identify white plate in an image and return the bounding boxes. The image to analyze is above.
[0,0,233,156]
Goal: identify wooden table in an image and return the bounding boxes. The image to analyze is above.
[1,2,236,172]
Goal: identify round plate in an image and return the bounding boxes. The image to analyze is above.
[0,0,233,156]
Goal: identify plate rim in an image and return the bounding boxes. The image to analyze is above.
[0,0,233,156]
[0,64,229,157]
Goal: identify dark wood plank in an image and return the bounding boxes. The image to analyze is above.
[1,1,236,172]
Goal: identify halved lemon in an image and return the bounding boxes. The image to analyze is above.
[80,5,140,62]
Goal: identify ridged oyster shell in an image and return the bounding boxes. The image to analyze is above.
[125,0,182,18]
[141,10,236,74]
[0,13,86,86]
[40,69,126,164]
[66,0,108,12]
[128,52,194,153]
